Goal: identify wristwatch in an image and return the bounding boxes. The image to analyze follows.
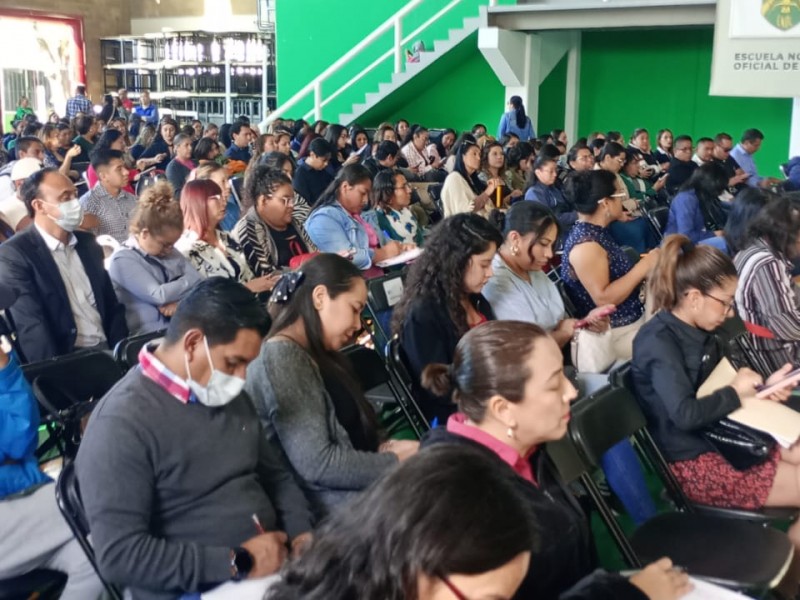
[230,546,254,581]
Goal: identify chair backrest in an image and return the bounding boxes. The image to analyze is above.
[342,344,390,392]
[555,279,577,318]
[230,176,245,208]
[568,384,648,468]
[647,205,669,234]
[55,463,123,600]
[365,271,404,350]
[621,245,640,265]
[385,335,430,436]
[113,330,166,372]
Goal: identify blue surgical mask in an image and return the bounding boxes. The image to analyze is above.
[184,336,245,407]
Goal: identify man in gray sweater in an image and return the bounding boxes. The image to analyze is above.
[76,278,314,600]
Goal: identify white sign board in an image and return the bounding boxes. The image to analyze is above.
[711,0,800,97]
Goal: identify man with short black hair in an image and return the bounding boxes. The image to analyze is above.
[0,168,127,362]
[292,138,334,204]
[666,134,697,195]
[225,122,253,162]
[76,278,313,600]
[692,137,714,166]
[712,132,749,191]
[0,136,46,200]
[363,140,399,178]
[79,149,138,243]
[65,85,93,119]
[730,128,782,188]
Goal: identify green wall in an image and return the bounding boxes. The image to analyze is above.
[358,35,504,132]
[274,0,513,124]
[576,28,791,177]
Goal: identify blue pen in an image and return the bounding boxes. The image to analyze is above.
[431,417,439,428]
[382,229,392,240]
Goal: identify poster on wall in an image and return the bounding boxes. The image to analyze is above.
[711,0,800,97]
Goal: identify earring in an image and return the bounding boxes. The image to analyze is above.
[506,427,515,439]
[511,246,519,256]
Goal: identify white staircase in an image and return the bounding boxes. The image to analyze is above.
[338,15,482,124]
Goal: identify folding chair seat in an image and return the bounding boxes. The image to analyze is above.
[343,343,428,439]
[113,329,166,373]
[23,350,124,460]
[55,463,123,600]
[0,570,65,600]
[611,361,799,526]
[564,383,794,595]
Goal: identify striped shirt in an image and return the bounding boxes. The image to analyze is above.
[734,239,800,373]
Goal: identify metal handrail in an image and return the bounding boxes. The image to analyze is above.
[262,0,490,127]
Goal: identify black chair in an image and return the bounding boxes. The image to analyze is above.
[113,329,166,373]
[55,462,123,600]
[385,335,430,437]
[644,204,669,238]
[0,570,65,600]
[620,245,640,264]
[555,279,577,318]
[23,351,124,460]
[343,343,428,439]
[363,271,404,352]
[564,383,793,594]
[230,176,245,209]
[612,361,799,526]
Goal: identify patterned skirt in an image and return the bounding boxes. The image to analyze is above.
[669,448,780,510]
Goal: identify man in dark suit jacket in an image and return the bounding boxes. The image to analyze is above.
[0,168,127,363]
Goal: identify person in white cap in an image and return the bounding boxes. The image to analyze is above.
[0,157,41,233]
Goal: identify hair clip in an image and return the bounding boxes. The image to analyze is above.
[269,271,305,305]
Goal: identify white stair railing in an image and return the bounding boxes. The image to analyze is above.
[262,0,487,127]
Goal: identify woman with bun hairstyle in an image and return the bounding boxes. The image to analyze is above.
[421,320,692,600]
[109,181,202,334]
[633,234,800,549]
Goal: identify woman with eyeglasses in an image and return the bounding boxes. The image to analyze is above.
[560,171,660,367]
[268,445,535,600]
[175,179,278,296]
[633,234,800,551]
[372,169,423,246]
[231,166,316,281]
[109,181,202,335]
[417,321,691,600]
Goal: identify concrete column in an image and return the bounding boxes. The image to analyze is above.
[791,98,800,159]
[564,31,582,146]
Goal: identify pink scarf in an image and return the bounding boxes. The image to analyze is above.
[351,212,379,248]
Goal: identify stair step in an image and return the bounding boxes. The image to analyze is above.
[462,16,481,29]
[364,91,382,105]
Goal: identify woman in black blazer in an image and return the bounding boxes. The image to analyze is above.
[392,213,502,424]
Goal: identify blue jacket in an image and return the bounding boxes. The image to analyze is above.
[0,351,50,498]
[524,182,577,229]
[785,156,800,192]
[305,203,386,270]
[664,190,716,243]
[497,110,535,141]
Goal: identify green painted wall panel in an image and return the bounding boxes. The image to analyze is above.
[274,0,513,123]
[579,28,791,177]
[538,53,567,137]
[357,36,504,133]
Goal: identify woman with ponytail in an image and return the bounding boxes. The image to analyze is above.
[245,254,417,517]
[109,181,202,334]
[497,95,535,142]
[632,234,800,548]
[420,320,691,600]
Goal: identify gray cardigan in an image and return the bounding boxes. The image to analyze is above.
[245,338,397,515]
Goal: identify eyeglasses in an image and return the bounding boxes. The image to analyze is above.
[268,194,295,206]
[441,577,468,600]
[598,192,627,204]
[703,292,735,313]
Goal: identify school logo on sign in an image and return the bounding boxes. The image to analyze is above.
[762,0,800,31]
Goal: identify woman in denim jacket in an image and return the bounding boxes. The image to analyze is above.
[305,164,407,272]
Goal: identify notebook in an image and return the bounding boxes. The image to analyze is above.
[375,247,423,268]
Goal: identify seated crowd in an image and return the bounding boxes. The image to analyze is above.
[3,88,800,600]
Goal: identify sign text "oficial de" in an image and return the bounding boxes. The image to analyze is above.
[733,51,800,70]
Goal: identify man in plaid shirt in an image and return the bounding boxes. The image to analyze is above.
[65,85,93,119]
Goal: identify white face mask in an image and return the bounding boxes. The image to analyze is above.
[45,199,83,232]
[718,191,735,202]
[184,336,245,407]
